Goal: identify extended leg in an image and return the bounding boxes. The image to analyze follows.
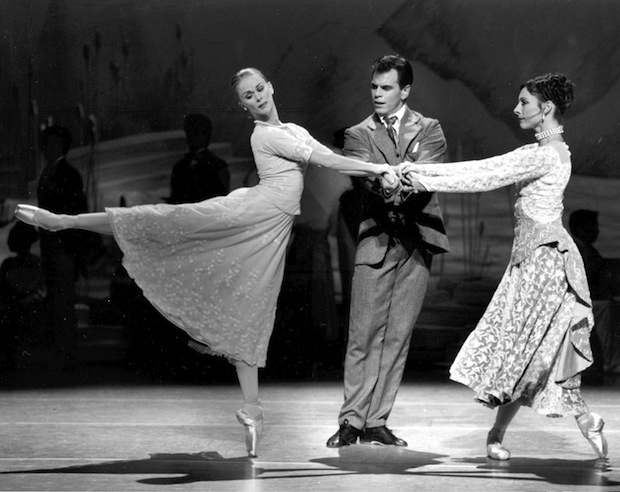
[16,205,113,235]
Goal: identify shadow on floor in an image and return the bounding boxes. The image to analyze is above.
[421,456,617,488]
[2,448,616,488]
[0,447,447,486]
[0,452,259,486]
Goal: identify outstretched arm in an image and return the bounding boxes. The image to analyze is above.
[308,148,398,191]
[399,145,556,194]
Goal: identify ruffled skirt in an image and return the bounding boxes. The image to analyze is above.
[450,245,593,416]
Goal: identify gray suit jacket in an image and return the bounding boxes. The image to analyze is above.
[343,106,450,266]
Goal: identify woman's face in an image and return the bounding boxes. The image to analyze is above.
[514,87,544,130]
[236,73,275,121]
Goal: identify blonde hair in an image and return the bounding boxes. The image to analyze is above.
[231,67,268,91]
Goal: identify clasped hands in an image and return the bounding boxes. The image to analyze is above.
[380,162,427,197]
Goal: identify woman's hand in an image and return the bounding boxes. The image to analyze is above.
[397,161,419,177]
[379,164,401,196]
[401,172,428,194]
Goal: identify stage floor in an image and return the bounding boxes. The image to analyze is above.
[0,367,618,492]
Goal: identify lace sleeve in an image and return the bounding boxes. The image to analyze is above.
[413,145,558,193]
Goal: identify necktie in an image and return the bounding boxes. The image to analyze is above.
[385,115,398,147]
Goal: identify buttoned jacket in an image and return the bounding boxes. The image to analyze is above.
[343,105,450,265]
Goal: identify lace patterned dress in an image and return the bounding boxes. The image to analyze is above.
[106,121,330,367]
[412,142,593,416]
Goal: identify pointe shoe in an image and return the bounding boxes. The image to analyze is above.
[577,412,608,459]
[236,408,263,458]
[15,204,72,232]
[487,442,511,460]
[15,204,43,227]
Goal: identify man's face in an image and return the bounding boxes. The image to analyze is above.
[371,69,410,118]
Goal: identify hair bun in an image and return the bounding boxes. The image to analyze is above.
[523,72,575,115]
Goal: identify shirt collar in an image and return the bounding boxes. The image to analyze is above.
[382,104,407,125]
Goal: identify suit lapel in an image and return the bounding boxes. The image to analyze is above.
[369,107,423,160]
[367,115,398,161]
[399,107,423,156]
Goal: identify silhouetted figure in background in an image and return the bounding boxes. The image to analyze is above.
[167,113,230,204]
[570,209,620,375]
[37,125,88,371]
[331,127,363,325]
[125,113,229,374]
[569,210,605,298]
[335,177,364,328]
[0,222,45,370]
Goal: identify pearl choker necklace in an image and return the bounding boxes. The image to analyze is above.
[535,126,564,141]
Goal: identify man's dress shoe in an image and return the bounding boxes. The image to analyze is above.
[326,419,363,447]
[361,426,408,446]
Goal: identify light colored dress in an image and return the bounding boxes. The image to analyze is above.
[413,142,593,416]
[106,121,330,367]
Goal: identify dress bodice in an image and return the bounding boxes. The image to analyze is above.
[251,121,330,215]
[413,143,574,263]
[412,142,590,302]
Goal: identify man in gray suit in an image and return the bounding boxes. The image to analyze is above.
[327,55,449,447]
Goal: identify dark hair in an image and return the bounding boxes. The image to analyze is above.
[184,113,212,141]
[371,55,413,88]
[42,125,73,154]
[231,67,268,91]
[569,209,598,234]
[521,73,575,115]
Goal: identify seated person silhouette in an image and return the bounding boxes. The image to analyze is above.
[167,113,230,204]
[0,222,46,369]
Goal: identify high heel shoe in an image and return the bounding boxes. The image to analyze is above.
[487,442,510,460]
[577,412,608,459]
[236,408,263,458]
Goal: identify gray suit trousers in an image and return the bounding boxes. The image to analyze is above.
[339,242,430,429]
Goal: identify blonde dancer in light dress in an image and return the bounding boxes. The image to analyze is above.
[400,73,607,461]
[15,68,398,458]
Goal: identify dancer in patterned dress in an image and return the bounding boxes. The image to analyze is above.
[15,67,398,458]
[399,73,608,461]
